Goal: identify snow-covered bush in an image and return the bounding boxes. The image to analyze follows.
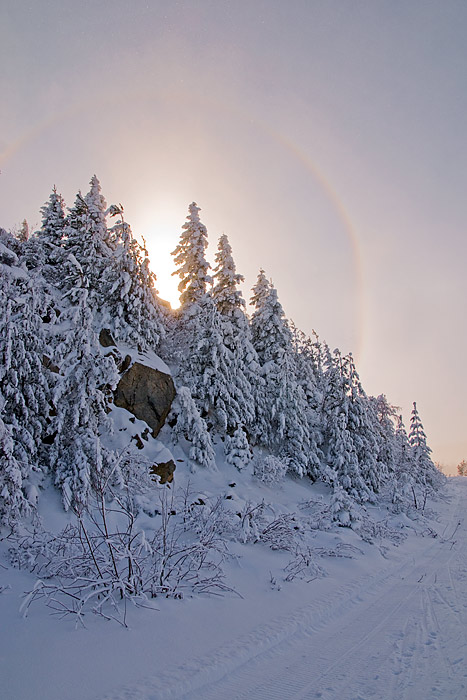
[284,546,324,582]
[225,426,252,471]
[169,386,216,470]
[330,487,363,528]
[298,497,333,531]
[12,484,236,627]
[253,454,287,486]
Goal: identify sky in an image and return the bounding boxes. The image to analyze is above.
[1,0,466,473]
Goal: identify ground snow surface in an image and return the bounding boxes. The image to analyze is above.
[1,472,467,700]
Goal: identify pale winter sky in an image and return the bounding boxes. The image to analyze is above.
[1,1,466,473]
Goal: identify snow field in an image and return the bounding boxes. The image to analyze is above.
[92,480,467,700]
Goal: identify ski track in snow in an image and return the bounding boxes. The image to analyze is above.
[102,481,467,700]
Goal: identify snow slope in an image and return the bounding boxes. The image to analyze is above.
[99,478,467,700]
[1,474,466,700]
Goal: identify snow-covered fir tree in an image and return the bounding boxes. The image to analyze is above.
[0,237,51,524]
[390,414,414,507]
[321,348,370,501]
[63,176,114,300]
[212,234,257,435]
[408,401,442,491]
[170,386,216,470]
[172,202,211,308]
[171,211,247,436]
[250,270,312,476]
[289,323,325,479]
[104,205,165,349]
[345,356,381,498]
[369,394,398,488]
[38,186,66,250]
[51,288,119,509]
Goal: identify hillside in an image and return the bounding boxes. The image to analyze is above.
[0,176,450,698]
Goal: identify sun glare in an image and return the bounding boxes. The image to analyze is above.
[133,202,185,310]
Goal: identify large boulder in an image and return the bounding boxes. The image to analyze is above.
[114,362,176,437]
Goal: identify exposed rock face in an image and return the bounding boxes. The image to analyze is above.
[114,362,176,437]
[150,460,176,484]
[42,355,60,374]
[99,328,116,348]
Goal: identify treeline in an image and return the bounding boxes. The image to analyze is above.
[0,176,443,527]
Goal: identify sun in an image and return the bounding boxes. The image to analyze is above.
[132,200,186,310]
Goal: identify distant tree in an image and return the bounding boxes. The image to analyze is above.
[17,219,30,242]
[457,460,467,476]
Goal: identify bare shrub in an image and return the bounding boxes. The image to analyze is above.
[11,482,237,627]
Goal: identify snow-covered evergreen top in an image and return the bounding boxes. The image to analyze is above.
[172,202,211,308]
[250,269,292,365]
[212,234,245,316]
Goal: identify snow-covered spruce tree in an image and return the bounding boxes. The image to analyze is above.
[408,401,443,492]
[345,355,381,498]
[170,386,216,470]
[21,187,74,332]
[249,271,284,439]
[0,397,25,528]
[212,234,244,317]
[321,348,370,501]
[0,269,27,527]
[369,394,398,486]
[193,298,246,432]
[390,415,415,507]
[37,186,66,250]
[249,270,311,476]
[170,207,240,439]
[104,205,165,350]
[19,187,66,276]
[172,202,211,308]
[51,288,119,509]
[212,234,257,435]
[170,201,212,363]
[63,176,114,301]
[0,240,51,525]
[289,322,324,479]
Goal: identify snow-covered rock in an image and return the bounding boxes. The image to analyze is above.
[114,360,176,437]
